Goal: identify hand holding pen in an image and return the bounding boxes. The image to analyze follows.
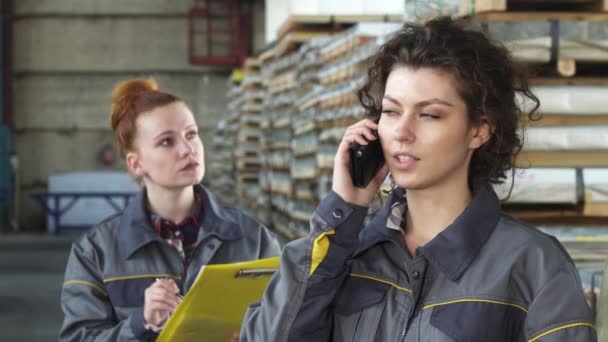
[143,278,182,328]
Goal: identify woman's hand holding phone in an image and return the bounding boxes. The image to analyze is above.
[332,119,389,207]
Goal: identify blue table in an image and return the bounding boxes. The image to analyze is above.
[31,192,136,234]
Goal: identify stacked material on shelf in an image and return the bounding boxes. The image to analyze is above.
[494,168,579,204]
[583,169,608,216]
[525,85,608,115]
[497,168,608,218]
[310,23,402,209]
[494,168,608,210]
[405,0,460,22]
[236,57,269,224]
[524,126,608,151]
[515,82,608,168]
[209,80,243,206]
[460,0,608,16]
[291,37,329,229]
[206,119,237,206]
[472,18,608,77]
[263,47,302,237]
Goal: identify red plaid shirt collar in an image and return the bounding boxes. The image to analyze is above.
[148,190,203,249]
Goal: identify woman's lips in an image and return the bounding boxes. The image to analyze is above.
[392,153,419,171]
[179,161,199,171]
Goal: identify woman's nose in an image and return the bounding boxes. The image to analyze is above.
[178,139,195,156]
[393,114,416,143]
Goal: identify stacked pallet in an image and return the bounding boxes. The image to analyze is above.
[209,81,242,206]
[263,47,302,239]
[458,15,608,220]
[234,57,269,224]
[290,37,330,238]
[316,23,402,200]
[206,119,235,206]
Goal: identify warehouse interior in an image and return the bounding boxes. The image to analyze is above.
[1,0,608,340]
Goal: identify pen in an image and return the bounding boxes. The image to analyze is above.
[155,278,183,300]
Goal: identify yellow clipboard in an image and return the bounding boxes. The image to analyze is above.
[157,257,279,342]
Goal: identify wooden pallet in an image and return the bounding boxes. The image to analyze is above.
[584,202,608,216]
[319,92,358,110]
[270,185,294,197]
[321,35,374,63]
[235,150,261,158]
[292,168,318,180]
[236,174,259,183]
[458,0,608,17]
[460,11,608,21]
[271,221,304,241]
[530,77,608,86]
[530,58,608,78]
[505,38,608,77]
[319,66,365,86]
[506,203,608,223]
[515,151,608,167]
[316,116,361,130]
[270,165,291,172]
[277,14,402,41]
[267,71,297,94]
[295,189,317,201]
[293,121,316,135]
[261,31,333,62]
[290,210,314,222]
[272,117,292,129]
[244,56,261,72]
[293,146,318,157]
[236,159,263,170]
[525,114,608,127]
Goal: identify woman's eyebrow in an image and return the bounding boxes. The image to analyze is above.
[383,95,454,108]
[382,95,401,107]
[154,130,174,140]
[415,98,454,107]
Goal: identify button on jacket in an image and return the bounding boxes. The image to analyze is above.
[60,185,280,341]
[241,184,596,342]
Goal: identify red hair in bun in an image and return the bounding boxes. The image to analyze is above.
[110,78,182,156]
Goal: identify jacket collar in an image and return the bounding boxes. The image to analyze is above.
[357,184,501,281]
[417,183,501,281]
[356,187,407,253]
[118,184,243,259]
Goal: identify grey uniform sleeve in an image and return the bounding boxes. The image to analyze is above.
[240,191,368,342]
[524,262,597,342]
[59,240,153,341]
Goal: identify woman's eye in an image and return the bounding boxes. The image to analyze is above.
[381,109,398,116]
[420,112,439,119]
[160,138,173,147]
[186,131,198,139]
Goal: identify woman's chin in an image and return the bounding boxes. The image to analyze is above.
[391,173,426,191]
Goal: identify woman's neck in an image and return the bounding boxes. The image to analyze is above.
[145,183,196,223]
[403,179,472,255]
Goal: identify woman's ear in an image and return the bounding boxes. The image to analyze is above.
[126,152,145,177]
[469,118,493,150]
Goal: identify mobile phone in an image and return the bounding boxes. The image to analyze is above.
[349,133,385,188]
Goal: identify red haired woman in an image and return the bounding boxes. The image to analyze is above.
[60,79,279,341]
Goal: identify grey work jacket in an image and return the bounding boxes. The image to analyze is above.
[60,185,280,341]
[241,185,596,342]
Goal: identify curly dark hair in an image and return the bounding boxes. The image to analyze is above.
[358,16,540,186]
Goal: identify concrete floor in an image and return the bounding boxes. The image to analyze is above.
[0,233,76,342]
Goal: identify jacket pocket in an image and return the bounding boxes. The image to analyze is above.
[429,300,527,342]
[333,274,389,341]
